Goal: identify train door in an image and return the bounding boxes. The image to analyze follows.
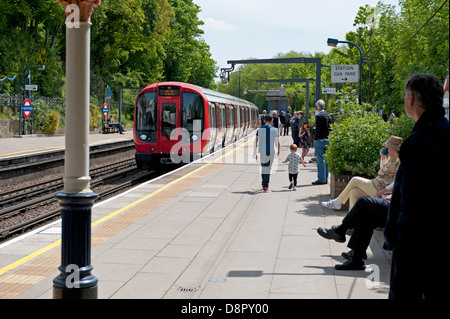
[232,105,239,142]
[157,86,181,154]
[224,104,234,146]
[244,107,249,135]
[220,104,226,147]
[214,103,223,150]
[239,105,245,139]
[181,91,204,158]
[208,102,217,153]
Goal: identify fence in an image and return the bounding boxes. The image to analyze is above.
[0,94,65,116]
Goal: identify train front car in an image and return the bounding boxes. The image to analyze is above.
[134,82,210,169]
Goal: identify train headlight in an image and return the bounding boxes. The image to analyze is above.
[140,134,148,141]
[192,135,199,142]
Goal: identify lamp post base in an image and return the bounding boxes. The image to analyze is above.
[53,270,98,299]
[53,192,98,299]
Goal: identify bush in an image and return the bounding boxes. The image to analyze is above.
[90,103,100,129]
[32,99,53,132]
[44,111,60,133]
[324,112,392,178]
[28,99,64,133]
[392,115,415,141]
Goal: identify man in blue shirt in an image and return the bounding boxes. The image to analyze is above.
[312,100,332,185]
[253,115,280,192]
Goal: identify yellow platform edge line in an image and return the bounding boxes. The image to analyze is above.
[0,240,61,277]
[0,136,253,278]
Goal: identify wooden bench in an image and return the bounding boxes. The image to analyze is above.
[102,123,119,134]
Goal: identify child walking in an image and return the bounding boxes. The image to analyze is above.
[282,144,305,191]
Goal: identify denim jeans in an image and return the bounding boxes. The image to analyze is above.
[260,154,274,188]
[314,138,329,183]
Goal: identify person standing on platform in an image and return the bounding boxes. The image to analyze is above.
[253,115,280,192]
[280,111,286,136]
[297,111,305,134]
[312,100,332,185]
[271,110,280,132]
[260,110,267,127]
[384,74,450,299]
[284,110,292,136]
[291,112,300,146]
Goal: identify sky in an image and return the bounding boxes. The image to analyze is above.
[192,0,400,73]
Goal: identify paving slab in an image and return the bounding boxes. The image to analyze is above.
[3,133,391,300]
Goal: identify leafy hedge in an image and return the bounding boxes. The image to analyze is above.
[90,103,100,129]
[32,99,65,133]
[324,102,415,178]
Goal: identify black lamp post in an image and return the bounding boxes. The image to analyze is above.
[20,65,45,135]
[53,0,101,299]
[327,38,363,105]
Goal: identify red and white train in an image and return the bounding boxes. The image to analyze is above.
[133,82,259,169]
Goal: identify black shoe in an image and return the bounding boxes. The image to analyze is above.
[317,226,346,243]
[335,258,365,270]
[312,180,327,185]
[341,249,367,260]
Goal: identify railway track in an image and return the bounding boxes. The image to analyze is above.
[0,139,136,187]
[0,159,161,242]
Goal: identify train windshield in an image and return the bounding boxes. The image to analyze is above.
[136,91,157,135]
[182,92,204,139]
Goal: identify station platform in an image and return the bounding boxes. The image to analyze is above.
[0,132,391,300]
[0,129,133,160]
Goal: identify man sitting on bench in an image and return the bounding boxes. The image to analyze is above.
[107,115,125,134]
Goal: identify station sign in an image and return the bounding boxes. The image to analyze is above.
[22,99,33,119]
[25,84,38,91]
[331,65,359,83]
[102,103,109,118]
[322,87,336,94]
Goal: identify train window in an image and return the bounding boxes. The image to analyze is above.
[161,103,176,139]
[229,106,234,127]
[182,92,204,138]
[220,104,226,129]
[216,104,221,129]
[210,103,216,129]
[136,92,157,132]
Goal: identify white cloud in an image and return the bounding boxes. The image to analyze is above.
[200,17,239,31]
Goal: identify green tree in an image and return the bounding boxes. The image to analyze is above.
[162,0,216,87]
[0,0,65,96]
[340,0,448,113]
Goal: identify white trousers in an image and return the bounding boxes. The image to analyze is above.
[337,176,377,210]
